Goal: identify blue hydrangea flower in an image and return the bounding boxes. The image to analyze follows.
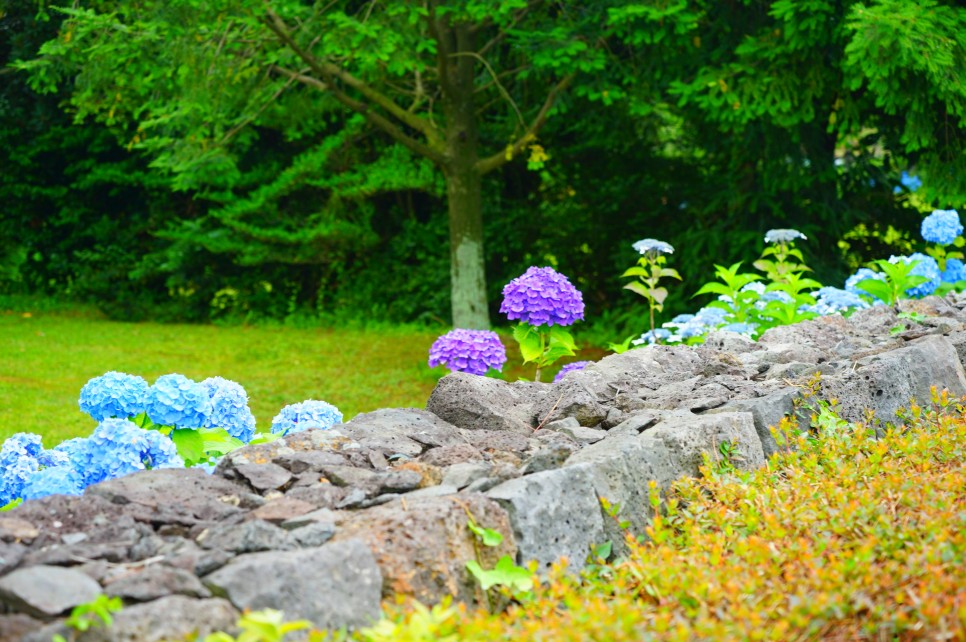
[78,371,149,421]
[764,229,807,244]
[500,266,585,327]
[0,433,43,459]
[428,329,507,376]
[632,328,673,345]
[553,361,592,383]
[0,457,38,506]
[202,377,257,443]
[720,322,758,336]
[632,239,674,257]
[81,418,184,486]
[145,374,211,429]
[942,258,966,284]
[920,209,962,246]
[894,171,922,193]
[21,466,85,501]
[800,287,870,316]
[271,400,343,436]
[889,253,942,298]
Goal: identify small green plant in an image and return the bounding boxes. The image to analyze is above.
[203,609,316,642]
[464,512,533,609]
[52,594,123,642]
[0,498,22,511]
[693,262,762,324]
[854,258,929,306]
[358,599,461,642]
[754,228,811,284]
[755,272,822,330]
[622,239,681,341]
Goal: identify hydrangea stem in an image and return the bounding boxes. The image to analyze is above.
[534,331,547,382]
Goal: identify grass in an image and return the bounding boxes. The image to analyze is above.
[0,306,605,446]
[348,394,966,641]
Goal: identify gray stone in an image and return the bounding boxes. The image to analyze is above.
[708,389,805,458]
[233,462,293,493]
[292,521,337,547]
[0,614,44,642]
[274,451,348,474]
[608,411,662,437]
[701,330,760,354]
[441,462,492,489]
[641,412,766,477]
[248,497,315,524]
[820,335,966,429]
[197,519,295,553]
[24,596,240,642]
[103,564,211,602]
[427,373,544,433]
[553,423,606,444]
[520,443,575,475]
[280,507,340,531]
[330,494,515,605]
[0,517,39,544]
[487,465,604,572]
[532,370,610,427]
[86,468,246,527]
[417,443,485,467]
[565,430,678,556]
[460,429,533,456]
[0,542,25,574]
[375,470,424,494]
[204,539,382,630]
[0,565,101,617]
[318,465,378,488]
[404,484,460,499]
[285,483,347,508]
[341,408,467,457]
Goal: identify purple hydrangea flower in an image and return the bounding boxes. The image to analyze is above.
[271,400,343,436]
[145,374,211,428]
[553,361,592,383]
[889,253,942,298]
[21,466,85,501]
[202,376,257,443]
[500,266,585,327]
[943,258,966,283]
[921,209,962,246]
[428,329,507,376]
[78,371,149,421]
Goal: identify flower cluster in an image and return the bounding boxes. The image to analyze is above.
[800,287,870,316]
[632,328,674,346]
[78,371,149,421]
[145,374,211,428]
[271,400,343,436]
[889,253,941,298]
[0,421,185,505]
[500,266,585,327]
[428,329,507,376]
[632,239,674,258]
[764,229,807,244]
[921,209,962,246]
[203,377,257,443]
[943,258,966,284]
[553,361,592,383]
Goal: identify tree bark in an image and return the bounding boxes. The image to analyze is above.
[437,18,490,329]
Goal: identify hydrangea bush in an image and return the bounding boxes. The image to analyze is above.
[501,266,585,381]
[1,371,343,507]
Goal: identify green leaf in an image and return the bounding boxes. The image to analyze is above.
[620,266,649,278]
[200,428,245,456]
[623,280,652,299]
[513,324,543,363]
[467,517,504,547]
[660,267,682,280]
[648,287,668,304]
[855,278,895,304]
[170,429,205,466]
[693,282,731,297]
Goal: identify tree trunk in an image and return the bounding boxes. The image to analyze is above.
[438,20,490,329]
[445,162,488,329]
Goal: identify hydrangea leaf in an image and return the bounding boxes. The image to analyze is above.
[200,428,245,457]
[513,324,543,363]
[623,280,651,298]
[620,266,649,278]
[170,428,205,466]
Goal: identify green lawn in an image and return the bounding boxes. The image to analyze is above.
[0,310,445,445]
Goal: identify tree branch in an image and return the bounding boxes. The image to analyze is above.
[450,51,525,128]
[262,8,441,146]
[475,72,575,175]
[271,65,446,165]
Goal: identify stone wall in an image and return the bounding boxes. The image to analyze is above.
[3,296,966,640]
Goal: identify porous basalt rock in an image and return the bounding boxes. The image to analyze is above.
[6,295,966,634]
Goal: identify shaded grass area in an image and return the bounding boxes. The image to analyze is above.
[359,398,966,641]
[0,310,445,445]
